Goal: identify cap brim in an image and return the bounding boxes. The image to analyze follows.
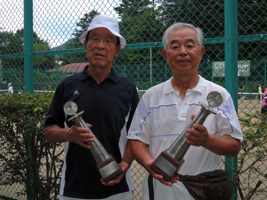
[79,27,126,49]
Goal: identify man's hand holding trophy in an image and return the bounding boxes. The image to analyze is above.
[150,91,223,181]
[64,101,122,183]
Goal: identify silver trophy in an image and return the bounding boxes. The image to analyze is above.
[64,101,122,183]
[150,92,223,181]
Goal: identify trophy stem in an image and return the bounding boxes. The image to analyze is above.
[65,102,122,182]
[69,113,110,164]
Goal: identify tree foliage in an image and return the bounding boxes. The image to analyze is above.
[114,0,151,19]
[235,111,267,200]
[61,10,99,65]
[115,7,165,64]
[1,29,55,70]
[0,92,63,199]
[59,1,266,72]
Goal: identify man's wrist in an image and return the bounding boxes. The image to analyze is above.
[64,128,71,141]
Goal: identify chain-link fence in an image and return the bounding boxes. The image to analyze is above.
[0,0,267,199]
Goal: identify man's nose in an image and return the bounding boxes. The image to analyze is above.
[179,45,187,56]
[96,39,105,49]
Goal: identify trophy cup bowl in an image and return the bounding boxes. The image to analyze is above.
[150,92,223,181]
[64,101,122,183]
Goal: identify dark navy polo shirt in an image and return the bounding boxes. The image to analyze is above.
[45,65,139,199]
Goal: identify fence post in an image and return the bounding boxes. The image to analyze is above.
[211,61,214,82]
[137,65,140,89]
[24,0,33,94]
[24,1,35,200]
[264,60,266,89]
[150,48,152,87]
[224,0,238,200]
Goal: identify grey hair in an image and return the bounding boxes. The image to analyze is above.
[162,22,204,49]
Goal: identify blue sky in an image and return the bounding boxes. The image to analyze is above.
[1,0,119,48]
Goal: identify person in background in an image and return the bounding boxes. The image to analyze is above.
[8,83,13,94]
[44,14,139,200]
[258,84,263,101]
[257,87,267,134]
[262,87,267,114]
[127,22,243,200]
[18,86,24,94]
[238,85,245,100]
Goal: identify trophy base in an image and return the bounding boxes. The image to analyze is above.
[150,150,184,181]
[97,155,122,183]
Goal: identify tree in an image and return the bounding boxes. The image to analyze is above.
[113,7,169,89]
[72,10,99,42]
[237,1,267,92]
[159,0,225,62]
[235,111,267,200]
[33,43,52,68]
[0,93,63,199]
[114,0,151,19]
[61,10,99,65]
[1,29,24,69]
[238,1,267,60]
[1,29,55,70]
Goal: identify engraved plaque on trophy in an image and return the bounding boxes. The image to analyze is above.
[150,92,223,181]
[64,101,122,183]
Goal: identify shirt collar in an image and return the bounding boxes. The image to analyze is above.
[192,75,206,94]
[163,75,206,95]
[80,65,118,83]
[163,78,175,94]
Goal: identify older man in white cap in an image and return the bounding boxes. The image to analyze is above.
[44,14,139,200]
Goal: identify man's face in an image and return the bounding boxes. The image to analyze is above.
[84,28,120,69]
[162,27,205,75]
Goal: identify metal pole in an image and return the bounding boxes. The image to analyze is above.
[264,60,266,89]
[224,1,238,200]
[46,70,48,90]
[24,2,35,200]
[137,65,140,89]
[24,0,33,94]
[211,61,214,82]
[0,60,2,84]
[150,48,152,87]
[0,28,4,87]
[246,77,248,93]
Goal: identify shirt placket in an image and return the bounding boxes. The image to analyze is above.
[173,91,193,122]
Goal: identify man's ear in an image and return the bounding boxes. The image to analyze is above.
[200,46,205,60]
[84,40,88,49]
[114,45,121,57]
[162,49,168,62]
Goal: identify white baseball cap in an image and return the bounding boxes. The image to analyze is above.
[8,83,12,86]
[79,14,126,48]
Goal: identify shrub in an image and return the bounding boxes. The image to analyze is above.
[0,92,63,200]
[235,111,267,200]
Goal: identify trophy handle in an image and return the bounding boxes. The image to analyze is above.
[69,112,110,163]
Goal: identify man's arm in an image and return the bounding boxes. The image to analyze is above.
[44,125,94,148]
[121,140,134,169]
[101,140,134,185]
[186,124,241,157]
[129,140,178,187]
